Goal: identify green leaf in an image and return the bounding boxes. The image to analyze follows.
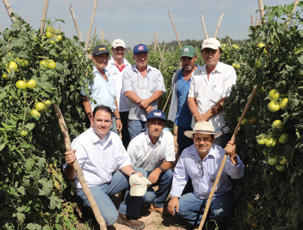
[25,123,35,131]
[0,143,6,151]
[25,222,42,230]
[17,186,26,196]
[38,178,52,196]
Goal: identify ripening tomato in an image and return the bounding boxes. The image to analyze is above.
[35,102,45,112]
[280,98,289,110]
[279,133,289,144]
[272,120,283,129]
[268,101,280,112]
[27,79,37,89]
[40,60,47,68]
[20,129,28,137]
[47,60,56,69]
[16,80,27,89]
[44,100,52,107]
[265,138,276,147]
[279,156,288,165]
[275,165,285,172]
[257,43,266,49]
[9,61,18,71]
[268,89,280,101]
[268,156,278,166]
[31,109,41,118]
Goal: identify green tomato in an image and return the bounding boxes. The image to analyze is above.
[232,63,240,69]
[268,89,280,101]
[47,60,56,69]
[27,79,37,89]
[20,59,29,68]
[254,60,262,69]
[268,101,280,112]
[280,98,289,110]
[275,165,285,172]
[31,109,41,118]
[272,120,283,129]
[232,44,240,50]
[279,133,289,144]
[257,137,265,145]
[35,102,45,112]
[20,129,28,137]
[44,100,52,107]
[55,35,62,42]
[46,31,53,38]
[279,156,288,165]
[268,156,278,166]
[16,80,27,89]
[40,60,48,68]
[265,138,276,148]
[257,43,266,49]
[9,61,18,71]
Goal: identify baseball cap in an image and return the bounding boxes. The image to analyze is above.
[184,121,220,139]
[201,38,221,51]
[92,44,110,56]
[129,174,151,196]
[133,44,148,54]
[147,109,166,121]
[180,45,196,57]
[112,39,126,49]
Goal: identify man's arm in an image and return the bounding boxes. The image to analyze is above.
[114,99,122,132]
[139,90,163,110]
[82,96,93,126]
[120,165,143,177]
[124,90,142,104]
[64,150,77,180]
[147,161,172,184]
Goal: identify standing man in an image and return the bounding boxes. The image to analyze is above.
[122,44,166,140]
[188,38,237,147]
[168,45,198,155]
[106,39,131,148]
[127,110,175,214]
[64,105,146,230]
[82,44,122,133]
[168,121,244,229]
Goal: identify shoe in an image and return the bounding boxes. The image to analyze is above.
[150,203,163,214]
[117,213,145,229]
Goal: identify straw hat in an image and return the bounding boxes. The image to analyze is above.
[184,121,220,139]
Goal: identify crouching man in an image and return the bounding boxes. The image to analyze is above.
[168,121,244,229]
[64,105,146,230]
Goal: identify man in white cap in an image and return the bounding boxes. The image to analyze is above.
[106,39,131,148]
[168,121,244,229]
[188,38,237,148]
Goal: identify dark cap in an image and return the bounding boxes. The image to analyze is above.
[133,44,148,54]
[147,109,166,121]
[93,44,110,56]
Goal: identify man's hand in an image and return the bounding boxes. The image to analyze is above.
[168,197,179,216]
[224,141,238,166]
[116,119,122,132]
[145,105,154,114]
[65,149,77,166]
[139,99,150,109]
[147,168,161,184]
[193,113,208,122]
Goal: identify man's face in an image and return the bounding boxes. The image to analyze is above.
[93,53,109,71]
[133,52,148,69]
[193,133,214,156]
[147,118,165,141]
[201,48,221,68]
[92,109,112,139]
[112,46,125,60]
[180,55,197,72]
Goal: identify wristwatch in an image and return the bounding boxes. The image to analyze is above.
[115,117,121,120]
[158,166,164,173]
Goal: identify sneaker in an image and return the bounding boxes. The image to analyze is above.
[117,213,145,229]
[150,203,164,214]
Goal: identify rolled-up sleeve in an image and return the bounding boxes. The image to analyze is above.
[122,70,133,93]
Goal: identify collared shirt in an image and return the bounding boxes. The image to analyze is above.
[84,66,116,112]
[122,64,166,121]
[170,144,244,199]
[188,62,237,134]
[64,127,131,188]
[127,130,175,173]
[106,57,131,112]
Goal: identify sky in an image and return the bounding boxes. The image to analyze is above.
[0,0,294,48]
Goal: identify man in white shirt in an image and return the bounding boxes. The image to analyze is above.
[168,121,244,229]
[188,38,237,148]
[106,39,131,148]
[127,110,175,214]
[64,105,146,230]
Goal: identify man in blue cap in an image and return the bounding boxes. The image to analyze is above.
[127,109,175,214]
[122,44,166,140]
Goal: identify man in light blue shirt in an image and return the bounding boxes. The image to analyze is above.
[168,121,244,229]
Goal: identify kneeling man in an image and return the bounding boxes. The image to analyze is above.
[168,121,244,229]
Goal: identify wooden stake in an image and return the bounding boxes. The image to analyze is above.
[101,30,104,43]
[85,0,98,52]
[251,14,254,27]
[286,0,299,27]
[39,0,49,35]
[52,104,107,230]
[255,16,258,26]
[198,85,259,230]
[168,11,181,49]
[3,0,16,22]
[200,13,208,39]
[70,5,83,42]
[91,26,97,48]
[214,11,225,38]
[258,0,265,24]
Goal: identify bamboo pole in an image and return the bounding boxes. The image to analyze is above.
[91,26,97,48]
[0,23,2,32]
[52,104,107,230]
[255,16,258,26]
[251,14,254,27]
[168,11,181,49]
[258,0,265,24]
[153,32,158,51]
[198,85,259,230]
[2,0,16,22]
[70,5,83,42]
[85,0,98,52]
[39,0,49,35]
[162,90,173,112]
[101,30,104,43]
[286,0,299,27]
[214,11,225,38]
[200,13,208,39]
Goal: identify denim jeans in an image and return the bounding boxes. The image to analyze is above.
[143,169,173,207]
[175,191,233,229]
[128,120,147,140]
[76,167,146,226]
[110,117,117,134]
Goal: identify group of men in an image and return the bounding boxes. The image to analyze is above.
[64,37,244,230]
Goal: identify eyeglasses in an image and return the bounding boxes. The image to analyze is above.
[197,160,204,177]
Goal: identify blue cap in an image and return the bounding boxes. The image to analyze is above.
[147,110,166,121]
[133,44,148,54]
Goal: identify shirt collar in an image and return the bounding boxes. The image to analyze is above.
[93,66,109,75]
[199,61,223,75]
[144,130,163,146]
[132,64,151,73]
[90,127,111,147]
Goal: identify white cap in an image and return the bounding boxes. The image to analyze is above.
[129,174,151,196]
[112,39,126,49]
[201,38,221,51]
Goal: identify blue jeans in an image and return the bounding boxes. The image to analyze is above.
[110,117,117,134]
[177,126,193,155]
[175,191,233,228]
[143,169,173,207]
[128,120,147,140]
[76,167,146,226]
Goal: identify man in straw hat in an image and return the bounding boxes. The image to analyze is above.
[168,121,244,229]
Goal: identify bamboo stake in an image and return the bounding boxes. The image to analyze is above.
[39,0,49,35]
[258,0,265,24]
[255,16,258,26]
[198,85,259,230]
[251,14,254,27]
[70,5,83,42]
[168,11,181,49]
[153,32,158,51]
[286,0,299,27]
[2,0,16,22]
[85,0,98,52]
[200,13,208,39]
[214,11,225,38]
[101,30,104,43]
[0,23,2,32]
[91,26,96,48]
[162,90,173,112]
[52,104,107,230]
